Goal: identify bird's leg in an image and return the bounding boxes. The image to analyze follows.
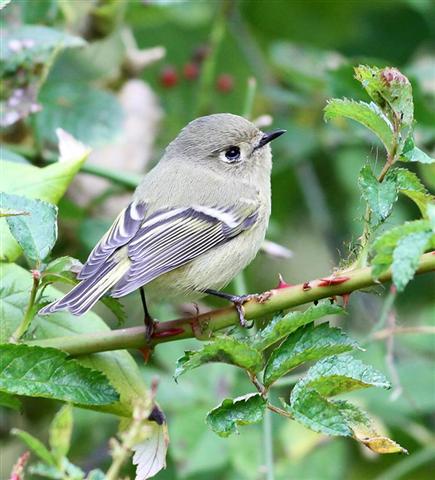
[204,289,255,328]
[140,287,156,340]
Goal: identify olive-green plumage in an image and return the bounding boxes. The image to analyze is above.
[40,113,284,316]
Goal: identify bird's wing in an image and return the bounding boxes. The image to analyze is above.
[110,203,259,297]
[77,201,147,280]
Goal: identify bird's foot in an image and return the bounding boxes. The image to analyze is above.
[233,295,255,329]
[144,314,157,342]
[205,289,256,329]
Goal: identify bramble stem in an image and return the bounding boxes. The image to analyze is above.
[267,403,293,419]
[27,252,435,356]
[11,274,40,342]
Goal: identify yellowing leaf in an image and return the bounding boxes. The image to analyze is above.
[359,436,408,454]
[335,401,407,454]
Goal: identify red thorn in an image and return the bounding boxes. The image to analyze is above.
[302,281,311,291]
[390,285,397,294]
[139,347,153,363]
[276,273,292,289]
[341,293,351,307]
[152,327,185,339]
[318,276,350,287]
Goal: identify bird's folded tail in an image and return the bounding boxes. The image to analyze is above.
[38,259,130,316]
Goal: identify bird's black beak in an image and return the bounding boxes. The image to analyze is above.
[255,129,286,149]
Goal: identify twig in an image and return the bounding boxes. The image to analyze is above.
[106,400,151,480]
[11,272,40,342]
[368,286,397,338]
[267,403,293,419]
[372,326,435,340]
[247,372,267,396]
[27,252,435,356]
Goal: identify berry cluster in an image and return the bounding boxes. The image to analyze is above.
[158,44,234,93]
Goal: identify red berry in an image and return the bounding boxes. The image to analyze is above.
[159,66,178,88]
[183,62,199,80]
[216,74,234,93]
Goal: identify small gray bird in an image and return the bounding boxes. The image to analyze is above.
[39,113,285,335]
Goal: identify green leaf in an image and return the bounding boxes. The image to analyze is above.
[29,462,64,479]
[335,401,408,454]
[0,208,30,217]
[2,193,58,265]
[0,147,29,164]
[358,164,398,225]
[291,354,390,400]
[0,130,90,262]
[403,147,434,164]
[62,459,85,479]
[392,168,427,193]
[289,388,352,437]
[0,262,150,417]
[253,302,344,351]
[428,204,435,230]
[400,191,435,219]
[175,336,264,379]
[35,82,123,148]
[263,324,360,387]
[353,65,386,106]
[12,428,56,466]
[86,470,107,480]
[206,393,266,437]
[401,137,434,164]
[354,65,414,127]
[0,344,119,405]
[371,220,433,278]
[387,168,434,218]
[40,256,83,287]
[1,26,85,128]
[392,231,433,291]
[0,391,22,411]
[100,296,127,325]
[288,355,390,438]
[49,404,73,463]
[1,25,85,64]
[324,99,394,154]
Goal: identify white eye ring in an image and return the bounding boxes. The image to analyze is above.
[220,146,241,163]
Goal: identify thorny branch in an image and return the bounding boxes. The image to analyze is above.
[27,251,435,356]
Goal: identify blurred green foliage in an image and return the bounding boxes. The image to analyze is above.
[1,0,434,479]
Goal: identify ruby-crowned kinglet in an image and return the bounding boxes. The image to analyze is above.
[40,114,285,330]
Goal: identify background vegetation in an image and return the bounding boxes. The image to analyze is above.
[1,1,434,479]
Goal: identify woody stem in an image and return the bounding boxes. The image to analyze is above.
[27,252,435,356]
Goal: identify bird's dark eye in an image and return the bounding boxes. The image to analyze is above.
[224,146,241,162]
